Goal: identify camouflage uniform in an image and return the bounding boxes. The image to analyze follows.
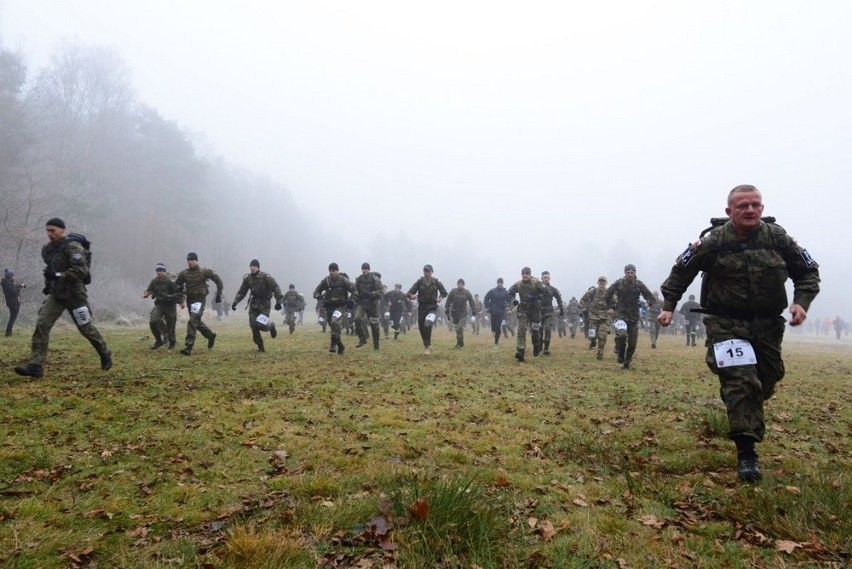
[646,293,663,348]
[407,274,448,350]
[354,271,384,349]
[539,281,564,355]
[22,236,111,372]
[660,219,819,444]
[606,275,655,368]
[314,272,357,353]
[232,270,284,351]
[472,296,484,335]
[175,264,223,353]
[581,285,611,359]
[282,288,305,333]
[383,287,412,339]
[565,297,581,339]
[679,297,702,346]
[445,284,476,347]
[507,276,548,359]
[145,272,183,349]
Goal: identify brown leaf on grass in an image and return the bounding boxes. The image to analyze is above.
[494,475,510,487]
[408,498,429,520]
[774,540,802,554]
[572,495,589,508]
[126,526,148,538]
[538,520,557,541]
[240,439,256,446]
[784,485,801,494]
[527,517,538,528]
[639,514,665,530]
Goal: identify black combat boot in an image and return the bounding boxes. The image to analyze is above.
[734,437,762,483]
[542,340,551,356]
[181,346,192,356]
[99,350,113,371]
[207,333,216,349]
[150,337,165,350]
[14,363,44,378]
[269,322,277,338]
[514,348,525,362]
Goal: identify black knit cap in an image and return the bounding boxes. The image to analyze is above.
[187,252,198,261]
[46,217,65,229]
[329,262,339,271]
[250,259,260,268]
[361,262,370,270]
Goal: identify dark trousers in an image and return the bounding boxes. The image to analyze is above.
[5,302,19,336]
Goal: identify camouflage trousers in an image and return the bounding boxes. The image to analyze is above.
[248,302,274,348]
[184,296,215,349]
[354,301,381,347]
[325,304,346,345]
[541,312,556,349]
[284,306,299,333]
[566,315,580,336]
[417,303,438,347]
[516,306,542,352]
[150,302,177,344]
[647,318,661,346]
[588,317,611,355]
[28,294,110,366]
[450,312,469,345]
[704,315,786,443]
[614,319,640,365]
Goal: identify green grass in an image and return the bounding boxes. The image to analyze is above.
[1,320,850,567]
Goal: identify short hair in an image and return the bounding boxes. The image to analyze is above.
[727,184,761,206]
[541,271,550,277]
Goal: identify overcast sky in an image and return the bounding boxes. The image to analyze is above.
[1,1,849,316]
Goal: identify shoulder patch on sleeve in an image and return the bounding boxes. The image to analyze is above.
[70,251,84,263]
[801,249,817,267]
[676,244,696,266]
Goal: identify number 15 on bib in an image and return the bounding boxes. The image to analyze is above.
[713,339,757,368]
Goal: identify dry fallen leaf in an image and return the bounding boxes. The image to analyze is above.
[774,540,801,554]
[408,498,429,520]
[538,520,557,541]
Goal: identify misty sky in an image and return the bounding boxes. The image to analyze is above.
[2,1,850,316]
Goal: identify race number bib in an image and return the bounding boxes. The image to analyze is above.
[331,309,343,322]
[255,314,269,326]
[713,339,757,368]
[470,315,476,323]
[613,319,628,331]
[72,306,91,326]
[588,328,596,339]
[424,312,437,327]
[190,302,202,314]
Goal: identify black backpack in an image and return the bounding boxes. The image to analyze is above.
[65,233,93,285]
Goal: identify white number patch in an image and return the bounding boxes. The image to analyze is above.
[713,339,757,368]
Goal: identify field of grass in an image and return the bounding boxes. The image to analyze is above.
[1,317,850,568]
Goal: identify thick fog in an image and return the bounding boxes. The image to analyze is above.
[1,1,850,321]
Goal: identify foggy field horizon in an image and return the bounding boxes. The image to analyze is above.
[1,1,850,320]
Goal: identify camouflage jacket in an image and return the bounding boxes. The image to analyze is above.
[507,277,547,309]
[145,273,184,306]
[176,266,224,298]
[282,289,304,310]
[42,238,90,300]
[407,277,447,308]
[540,284,564,315]
[234,271,283,306]
[606,277,655,323]
[660,220,820,318]
[314,274,357,307]
[581,286,610,320]
[445,288,476,317]
[355,272,384,305]
[566,298,580,316]
[383,289,412,312]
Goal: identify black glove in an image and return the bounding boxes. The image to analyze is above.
[231,302,238,311]
[42,286,50,295]
[43,268,59,281]
[512,299,519,306]
[274,302,282,311]
[215,292,222,304]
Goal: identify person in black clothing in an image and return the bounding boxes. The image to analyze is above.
[679,294,702,346]
[2,269,25,337]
